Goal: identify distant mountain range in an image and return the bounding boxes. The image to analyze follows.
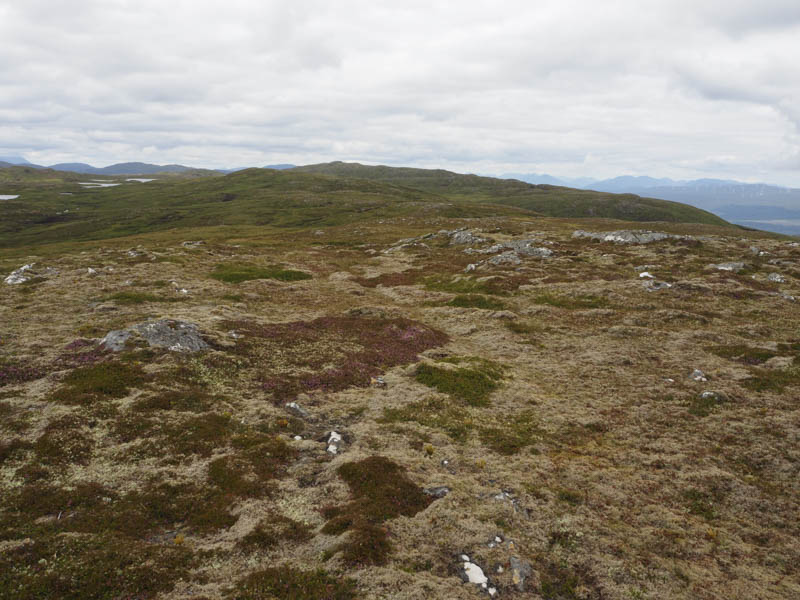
[0,157,298,176]
[2,156,797,235]
[502,173,800,235]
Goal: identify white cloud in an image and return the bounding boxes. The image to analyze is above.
[1,0,799,185]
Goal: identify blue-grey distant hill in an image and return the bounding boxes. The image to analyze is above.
[504,172,800,235]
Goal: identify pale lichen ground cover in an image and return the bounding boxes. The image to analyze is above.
[0,216,798,599]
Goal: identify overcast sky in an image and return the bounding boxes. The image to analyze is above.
[2,0,799,184]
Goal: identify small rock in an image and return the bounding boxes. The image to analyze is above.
[87,267,97,275]
[487,251,521,266]
[635,265,657,272]
[510,556,533,592]
[285,402,310,419]
[643,280,672,292]
[690,369,708,382]
[100,329,133,351]
[293,435,303,441]
[639,271,655,279]
[465,263,477,273]
[707,262,746,272]
[326,431,343,455]
[450,230,485,246]
[458,557,496,596]
[424,486,451,499]
[4,264,35,285]
[699,391,726,402]
[181,240,204,247]
[370,376,387,388]
[767,273,786,283]
[228,330,243,339]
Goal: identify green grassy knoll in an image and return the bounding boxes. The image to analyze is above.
[292,162,733,226]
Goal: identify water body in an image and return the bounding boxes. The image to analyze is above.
[735,219,800,236]
[0,194,20,200]
[79,182,121,188]
[126,178,156,183]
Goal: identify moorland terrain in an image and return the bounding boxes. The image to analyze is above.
[0,164,798,599]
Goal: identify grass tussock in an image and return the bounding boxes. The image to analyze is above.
[380,396,474,442]
[211,262,312,284]
[531,292,610,309]
[447,294,506,310]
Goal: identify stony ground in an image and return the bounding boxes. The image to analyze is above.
[1,215,798,599]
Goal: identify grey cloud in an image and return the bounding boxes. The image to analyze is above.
[1,0,799,185]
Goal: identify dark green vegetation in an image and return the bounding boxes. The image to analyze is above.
[210,262,312,283]
[446,294,506,310]
[0,161,735,251]
[414,358,503,407]
[48,361,146,405]
[321,456,432,567]
[232,567,357,600]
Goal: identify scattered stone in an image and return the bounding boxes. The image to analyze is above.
[326,431,343,455]
[4,264,35,285]
[639,271,655,279]
[449,229,485,246]
[781,292,796,302]
[699,391,726,403]
[181,240,204,247]
[767,273,786,283]
[370,375,387,388]
[87,267,97,275]
[424,486,451,499]
[707,262,746,272]
[101,319,209,353]
[487,535,503,548]
[509,556,533,592]
[643,280,672,292]
[293,435,303,441]
[285,402,310,419]
[100,329,132,351]
[489,310,517,320]
[572,230,688,244]
[690,369,708,382]
[458,555,497,596]
[465,263,477,273]
[635,265,657,272]
[487,251,521,266]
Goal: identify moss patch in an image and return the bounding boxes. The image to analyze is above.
[415,359,503,407]
[211,262,312,283]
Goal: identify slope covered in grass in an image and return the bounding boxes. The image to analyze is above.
[293,161,732,226]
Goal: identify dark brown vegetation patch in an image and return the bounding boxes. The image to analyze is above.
[321,456,433,567]
[48,361,146,405]
[231,566,356,600]
[223,316,447,402]
[0,357,45,387]
[0,532,195,600]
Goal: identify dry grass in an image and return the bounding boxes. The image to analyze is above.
[0,215,798,599]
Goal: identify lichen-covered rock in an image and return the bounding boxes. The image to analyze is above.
[573,230,687,244]
[767,273,787,283]
[487,251,521,266]
[101,319,209,353]
[423,486,450,498]
[510,556,533,592]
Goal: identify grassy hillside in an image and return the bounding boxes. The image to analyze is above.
[0,167,529,250]
[293,162,732,227]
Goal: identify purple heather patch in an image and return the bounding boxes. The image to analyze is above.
[228,316,448,402]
